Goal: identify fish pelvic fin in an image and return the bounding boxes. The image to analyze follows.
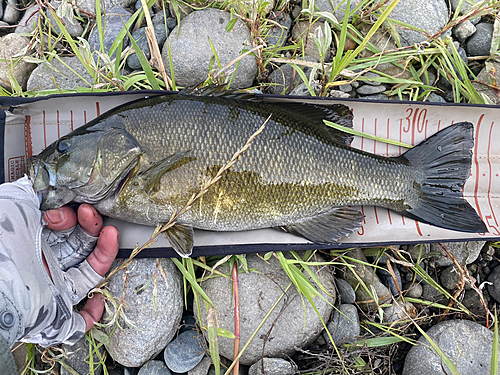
[279,207,364,243]
[399,122,487,233]
[162,223,194,258]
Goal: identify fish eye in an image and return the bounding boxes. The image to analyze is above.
[57,139,72,154]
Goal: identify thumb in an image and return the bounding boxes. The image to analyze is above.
[79,293,105,332]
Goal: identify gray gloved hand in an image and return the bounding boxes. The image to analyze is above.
[0,176,119,348]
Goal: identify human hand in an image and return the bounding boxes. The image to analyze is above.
[43,204,119,332]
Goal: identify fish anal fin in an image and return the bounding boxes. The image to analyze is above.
[140,151,193,194]
[162,223,194,258]
[280,208,363,244]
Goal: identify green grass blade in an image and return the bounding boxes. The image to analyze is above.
[492,308,499,375]
[324,120,414,149]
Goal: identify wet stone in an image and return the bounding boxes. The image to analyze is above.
[138,360,172,375]
[335,278,356,304]
[324,304,360,345]
[164,331,206,373]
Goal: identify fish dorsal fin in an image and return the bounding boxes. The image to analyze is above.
[179,84,259,101]
[162,223,194,258]
[279,207,363,243]
[276,102,354,146]
[139,151,193,194]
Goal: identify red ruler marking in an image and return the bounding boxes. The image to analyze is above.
[474,114,485,221]
[24,116,32,158]
[57,110,60,139]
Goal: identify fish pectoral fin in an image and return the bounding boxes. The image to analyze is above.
[140,150,193,194]
[162,223,194,258]
[279,208,364,244]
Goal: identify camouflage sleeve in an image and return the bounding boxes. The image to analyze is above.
[0,176,103,348]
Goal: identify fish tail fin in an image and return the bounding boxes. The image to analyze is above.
[398,122,487,233]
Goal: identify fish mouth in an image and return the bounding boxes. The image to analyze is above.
[27,157,53,207]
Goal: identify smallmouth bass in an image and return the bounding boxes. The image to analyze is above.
[28,93,487,257]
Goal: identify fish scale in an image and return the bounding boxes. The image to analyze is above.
[94,95,414,229]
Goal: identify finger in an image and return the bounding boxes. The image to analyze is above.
[79,293,104,332]
[86,226,119,277]
[77,204,103,237]
[44,206,77,231]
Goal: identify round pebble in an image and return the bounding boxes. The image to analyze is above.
[248,358,295,375]
[356,84,386,95]
[164,331,206,373]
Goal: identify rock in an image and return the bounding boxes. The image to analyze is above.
[61,337,104,375]
[421,277,446,304]
[168,1,193,21]
[317,0,361,21]
[266,11,292,50]
[188,356,212,375]
[487,265,500,303]
[76,0,136,15]
[431,241,485,267]
[88,6,132,59]
[329,89,350,98]
[324,304,360,345]
[358,93,389,101]
[3,0,21,24]
[266,64,300,95]
[335,278,356,304]
[248,358,295,375]
[388,0,448,46]
[402,320,500,374]
[46,0,84,37]
[382,301,416,323]
[403,282,422,298]
[291,21,331,62]
[138,360,172,375]
[104,259,183,367]
[195,253,336,365]
[164,331,206,373]
[289,82,312,96]
[439,265,462,291]
[338,83,352,92]
[466,23,494,56]
[472,61,500,105]
[426,93,446,103]
[338,249,391,311]
[27,56,93,92]
[0,33,36,90]
[363,71,382,86]
[462,289,486,316]
[162,9,257,89]
[450,0,481,15]
[376,262,402,296]
[127,24,168,70]
[453,20,476,42]
[15,4,40,34]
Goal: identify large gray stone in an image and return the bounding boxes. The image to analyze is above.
[248,358,295,375]
[402,320,500,374]
[195,253,336,365]
[161,8,257,89]
[75,0,136,15]
[104,258,183,367]
[0,34,36,90]
[388,0,449,47]
[431,241,485,267]
[27,56,93,92]
[188,355,212,375]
